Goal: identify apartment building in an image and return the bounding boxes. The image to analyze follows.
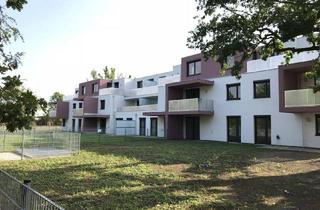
[50,68,180,136]
[51,38,320,148]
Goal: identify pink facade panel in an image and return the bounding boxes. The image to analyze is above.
[77,79,110,100]
[180,53,248,82]
[56,101,69,119]
[83,98,98,113]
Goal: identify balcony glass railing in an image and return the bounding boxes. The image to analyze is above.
[72,108,84,116]
[168,98,214,112]
[119,104,157,112]
[285,88,320,107]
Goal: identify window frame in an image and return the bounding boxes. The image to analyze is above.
[79,102,83,109]
[73,103,76,109]
[316,114,320,136]
[100,100,105,110]
[114,82,119,88]
[187,60,201,77]
[81,86,86,95]
[137,81,143,88]
[226,83,241,100]
[227,116,241,143]
[253,79,270,99]
[92,83,99,93]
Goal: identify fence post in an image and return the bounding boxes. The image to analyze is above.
[21,130,25,160]
[22,179,31,209]
[78,133,81,155]
[68,132,71,152]
[3,130,5,151]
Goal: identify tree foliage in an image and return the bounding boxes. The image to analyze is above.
[0,0,47,132]
[188,0,320,91]
[90,66,116,80]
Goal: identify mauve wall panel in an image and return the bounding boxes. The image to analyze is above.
[83,118,97,132]
[56,101,69,119]
[180,53,248,82]
[166,115,183,139]
[77,79,110,99]
[84,98,98,113]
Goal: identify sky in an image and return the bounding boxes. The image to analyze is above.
[6,0,199,100]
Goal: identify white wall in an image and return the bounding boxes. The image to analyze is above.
[302,113,320,148]
[199,69,304,147]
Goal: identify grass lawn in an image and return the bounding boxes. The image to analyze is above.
[0,134,320,209]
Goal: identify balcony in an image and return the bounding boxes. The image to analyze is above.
[285,89,320,107]
[125,86,158,99]
[119,104,157,112]
[49,110,56,118]
[168,98,214,114]
[72,108,84,117]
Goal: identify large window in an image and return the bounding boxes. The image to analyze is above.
[107,82,112,88]
[92,83,98,93]
[254,80,270,98]
[316,115,320,136]
[81,86,86,95]
[73,103,76,109]
[227,116,241,143]
[100,100,105,110]
[79,102,83,108]
[187,60,201,76]
[227,83,241,100]
[114,82,119,88]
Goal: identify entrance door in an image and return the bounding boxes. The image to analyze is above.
[227,116,241,143]
[254,115,271,145]
[139,118,146,136]
[185,117,200,140]
[72,119,75,132]
[186,88,200,99]
[78,119,82,132]
[150,118,157,137]
[100,118,106,133]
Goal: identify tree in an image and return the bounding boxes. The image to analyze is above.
[90,69,98,79]
[90,66,117,80]
[49,92,64,109]
[0,1,47,132]
[188,0,320,91]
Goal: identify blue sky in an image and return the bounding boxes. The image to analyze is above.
[7,0,199,100]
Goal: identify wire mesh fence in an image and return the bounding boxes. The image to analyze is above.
[0,169,64,210]
[0,128,80,160]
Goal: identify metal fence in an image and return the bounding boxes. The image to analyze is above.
[0,129,80,160]
[0,169,64,210]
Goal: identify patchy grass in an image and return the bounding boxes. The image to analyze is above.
[1,135,320,209]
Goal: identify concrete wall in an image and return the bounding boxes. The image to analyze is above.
[302,113,320,148]
[199,69,304,147]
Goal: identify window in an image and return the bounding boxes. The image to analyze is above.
[227,116,241,143]
[114,82,119,88]
[92,83,98,93]
[254,80,270,98]
[79,102,83,108]
[137,81,143,88]
[62,119,66,127]
[316,115,320,136]
[227,83,241,100]
[187,60,201,76]
[73,103,76,109]
[116,118,123,120]
[136,99,140,106]
[107,82,112,88]
[126,118,133,121]
[100,100,105,110]
[81,86,86,95]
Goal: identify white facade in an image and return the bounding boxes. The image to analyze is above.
[54,44,320,148]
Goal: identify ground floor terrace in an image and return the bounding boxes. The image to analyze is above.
[1,135,319,209]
